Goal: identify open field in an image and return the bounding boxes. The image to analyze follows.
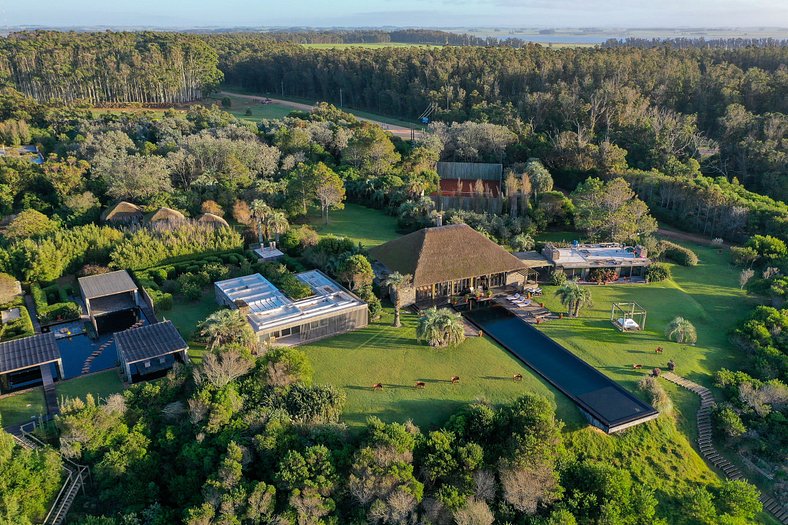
[301,308,583,430]
[203,93,294,121]
[219,86,422,129]
[305,203,400,248]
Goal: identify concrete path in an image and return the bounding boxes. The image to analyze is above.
[23,294,42,333]
[219,91,424,140]
[661,372,787,524]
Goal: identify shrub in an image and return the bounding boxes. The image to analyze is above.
[149,290,173,311]
[356,284,382,321]
[0,305,35,339]
[150,268,169,284]
[660,241,698,266]
[638,376,673,413]
[202,262,230,282]
[181,281,202,301]
[38,301,81,324]
[549,269,567,286]
[665,316,698,344]
[645,263,671,283]
[730,246,759,267]
[715,405,746,438]
[588,268,617,284]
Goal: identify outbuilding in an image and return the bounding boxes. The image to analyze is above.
[115,321,188,383]
[78,270,142,333]
[0,332,63,393]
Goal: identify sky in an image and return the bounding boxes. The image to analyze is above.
[1,0,787,29]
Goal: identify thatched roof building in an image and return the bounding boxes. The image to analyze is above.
[146,207,186,224]
[101,201,143,223]
[198,213,230,228]
[369,224,526,305]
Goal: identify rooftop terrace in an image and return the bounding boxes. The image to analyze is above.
[544,243,651,269]
[215,270,366,333]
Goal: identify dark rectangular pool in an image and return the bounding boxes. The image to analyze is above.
[463,305,658,433]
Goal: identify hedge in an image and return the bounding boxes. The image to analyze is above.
[645,263,672,283]
[0,304,35,341]
[30,282,81,324]
[660,241,698,266]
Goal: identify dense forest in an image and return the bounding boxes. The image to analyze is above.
[0,27,786,522]
[197,29,505,47]
[0,31,223,103]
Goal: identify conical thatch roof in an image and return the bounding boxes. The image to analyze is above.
[198,213,230,228]
[101,201,143,222]
[146,207,186,224]
[369,224,525,288]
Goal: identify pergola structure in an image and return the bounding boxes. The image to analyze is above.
[0,332,63,393]
[611,302,647,331]
[79,270,141,332]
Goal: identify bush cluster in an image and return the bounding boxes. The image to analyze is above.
[660,241,698,266]
[30,282,81,324]
[645,262,672,283]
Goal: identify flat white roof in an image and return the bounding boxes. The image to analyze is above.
[550,243,651,268]
[254,246,285,260]
[215,270,366,333]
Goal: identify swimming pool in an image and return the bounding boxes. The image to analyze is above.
[463,305,658,433]
[45,321,119,379]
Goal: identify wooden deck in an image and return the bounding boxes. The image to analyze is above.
[493,296,559,324]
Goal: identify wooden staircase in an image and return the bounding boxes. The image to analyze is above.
[661,372,788,524]
[12,425,89,525]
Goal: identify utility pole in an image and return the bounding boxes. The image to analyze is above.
[281,80,284,97]
[339,88,343,107]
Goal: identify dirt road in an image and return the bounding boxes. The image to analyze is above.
[219,91,423,139]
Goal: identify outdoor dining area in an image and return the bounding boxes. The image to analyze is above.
[499,287,554,324]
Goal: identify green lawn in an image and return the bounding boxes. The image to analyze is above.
[56,370,125,404]
[0,370,126,428]
[301,308,583,430]
[306,203,400,248]
[164,288,221,364]
[536,243,754,405]
[0,389,47,427]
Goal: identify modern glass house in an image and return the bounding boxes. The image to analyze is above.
[214,270,368,345]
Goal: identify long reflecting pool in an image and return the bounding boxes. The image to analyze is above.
[463,305,658,433]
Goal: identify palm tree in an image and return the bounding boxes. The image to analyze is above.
[249,199,272,245]
[554,281,593,317]
[198,309,255,351]
[382,271,412,328]
[265,209,289,243]
[665,316,697,344]
[417,307,466,348]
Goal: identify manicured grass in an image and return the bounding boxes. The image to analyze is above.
[56,370,124,404]
[535,243,754,406]
[301,308,583,430]
[163,288,220,364]
[305,203,400,248]
[0,388,47,427]
[535,229,584,243]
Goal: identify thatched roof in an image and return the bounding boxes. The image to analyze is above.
[102,201,143,222]
[369,224,525,288]
[146,207,186,223]
[198,213,230,228]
